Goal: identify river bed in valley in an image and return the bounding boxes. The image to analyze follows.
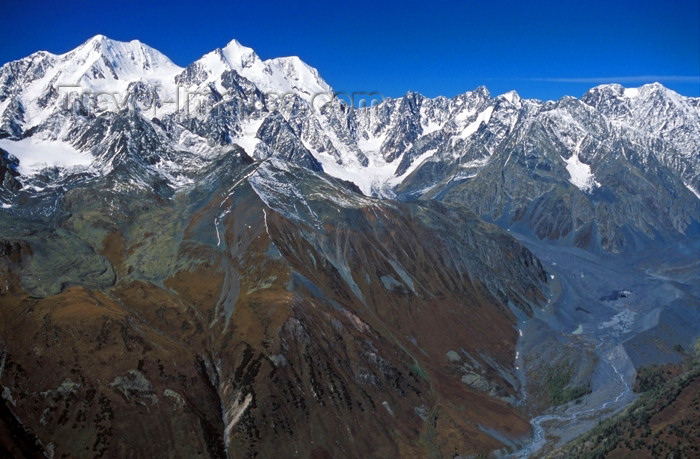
[504,235,700,458]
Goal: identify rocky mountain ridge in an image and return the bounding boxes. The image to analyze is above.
[1,36,698,253]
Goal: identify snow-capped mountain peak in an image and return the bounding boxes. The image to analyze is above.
[177,38,331,102]
[0,35,183,133]
[220,38,262,70]
[61,34,182,86]
[0,37,697,256]
[263,56,332,98]
[498,90,521,105]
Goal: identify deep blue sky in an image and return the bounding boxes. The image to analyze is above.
[2,0,699,100]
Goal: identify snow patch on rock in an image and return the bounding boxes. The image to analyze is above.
[0,138,93,176]
[562,153,599,192]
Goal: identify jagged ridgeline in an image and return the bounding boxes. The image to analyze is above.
[2,35,699,253]
[0,35,698,457]
[2,36,699,252]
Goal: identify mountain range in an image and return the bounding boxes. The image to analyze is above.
[0,35,698,458]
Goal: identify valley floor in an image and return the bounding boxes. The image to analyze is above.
[507,234,700,457]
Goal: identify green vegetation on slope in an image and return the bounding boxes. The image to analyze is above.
[544,363,592,406]
[550,340,700,458]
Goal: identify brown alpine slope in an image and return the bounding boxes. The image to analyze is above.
[0,159,547,458]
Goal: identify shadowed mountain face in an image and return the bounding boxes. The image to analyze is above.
[393,92,700,253]
[0,36,698,458]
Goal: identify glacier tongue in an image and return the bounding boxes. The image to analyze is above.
[0,138,93,176]
[562,153,599,192]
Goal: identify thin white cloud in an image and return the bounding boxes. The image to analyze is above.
[531,75,700,83]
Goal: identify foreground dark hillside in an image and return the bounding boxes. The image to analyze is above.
[0,158,547,458]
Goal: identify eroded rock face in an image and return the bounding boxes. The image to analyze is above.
[0,148,21,194]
